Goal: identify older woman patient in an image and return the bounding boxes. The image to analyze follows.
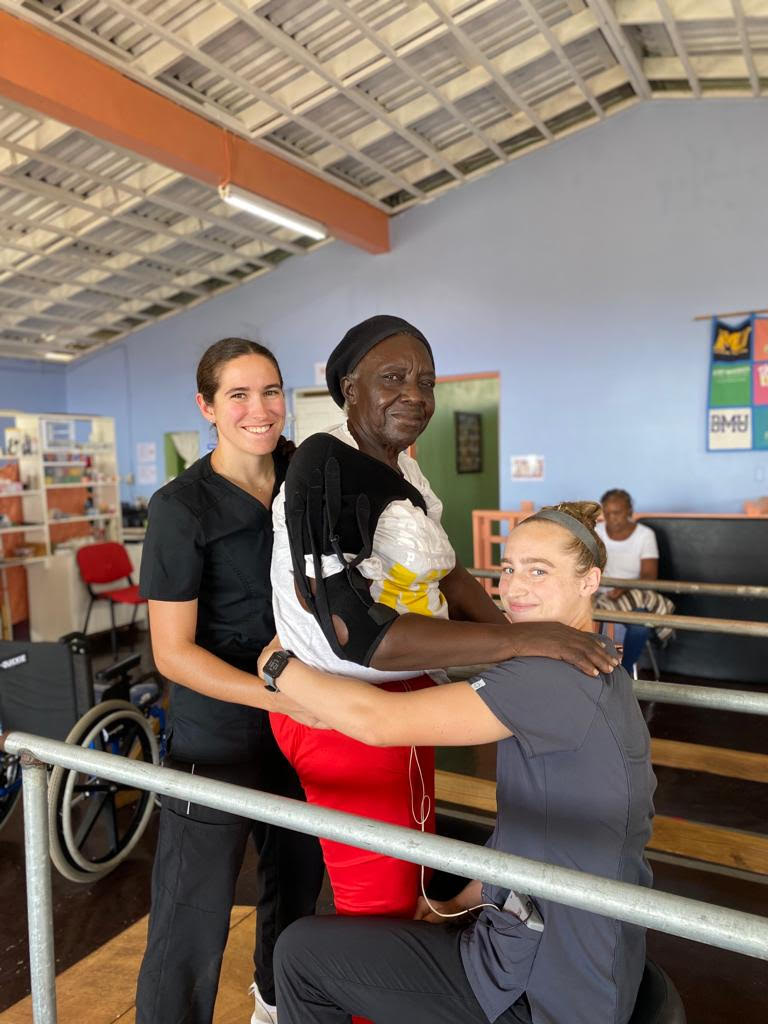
[261,501,656,1024]
[595,488,673,672]
[268,315,616,922]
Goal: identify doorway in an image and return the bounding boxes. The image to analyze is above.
[412,373,500,568]
[164,431,200,481]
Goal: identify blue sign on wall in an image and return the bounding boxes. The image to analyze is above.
[707,315,768,451]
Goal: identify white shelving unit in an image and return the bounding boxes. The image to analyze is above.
[0,410,122,557]
[0,410,124,639]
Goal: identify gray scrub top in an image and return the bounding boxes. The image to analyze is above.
[460,653,656,1024]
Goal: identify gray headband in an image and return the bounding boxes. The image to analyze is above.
[526,509,601,562]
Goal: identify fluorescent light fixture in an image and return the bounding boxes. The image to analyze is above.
[218,183,327,240]
[44,351,74,363]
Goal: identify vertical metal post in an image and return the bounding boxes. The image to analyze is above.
[21,753,57,1024]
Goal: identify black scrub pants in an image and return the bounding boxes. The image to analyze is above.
[275,916,532,1024]
[135,729,324,1024]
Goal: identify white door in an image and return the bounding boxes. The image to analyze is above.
[292,389,341,445]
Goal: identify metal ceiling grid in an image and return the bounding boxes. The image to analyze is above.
[680,22,743,54]
[1,0,767,360]
[0,97,321,360]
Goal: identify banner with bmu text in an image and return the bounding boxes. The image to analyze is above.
[707,315,768,451]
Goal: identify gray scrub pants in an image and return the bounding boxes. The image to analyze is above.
[275,915,532,1024]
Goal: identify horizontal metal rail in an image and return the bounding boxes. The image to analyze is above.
[446,666,768,717]
[589,608,768,636]
[602,578,768,599]
[5,730,768,966]
[632,679,768,716]
[470,568,768,600]
[487,601,768,638]
[470,570,768,637]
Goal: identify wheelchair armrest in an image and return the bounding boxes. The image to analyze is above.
[95,652,141,682]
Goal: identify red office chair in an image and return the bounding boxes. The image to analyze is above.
[76,542,146,658]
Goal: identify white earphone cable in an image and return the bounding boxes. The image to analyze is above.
[407,742,497,919]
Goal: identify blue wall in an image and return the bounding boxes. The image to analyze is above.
[64,100,768,512]
[0,360,66,413]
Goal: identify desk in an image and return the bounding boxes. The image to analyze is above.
[26,544,147,642]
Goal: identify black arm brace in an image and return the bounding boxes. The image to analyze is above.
[284,433,428,666]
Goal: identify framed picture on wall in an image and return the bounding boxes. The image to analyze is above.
[510,454,545,481]
[455,411,483,474]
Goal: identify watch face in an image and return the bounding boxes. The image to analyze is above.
[264,652,286,677]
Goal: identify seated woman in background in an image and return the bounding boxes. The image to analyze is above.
[595,488,673,671]
[260,502,656,1024]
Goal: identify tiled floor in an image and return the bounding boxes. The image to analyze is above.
[1,632,766,1022]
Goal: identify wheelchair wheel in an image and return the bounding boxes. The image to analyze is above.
[0,753,21,833]
[48,699,159,883]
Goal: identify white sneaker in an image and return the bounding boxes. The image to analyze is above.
[249,982,278,1024]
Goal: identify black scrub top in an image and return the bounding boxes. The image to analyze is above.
[140,451,286,764]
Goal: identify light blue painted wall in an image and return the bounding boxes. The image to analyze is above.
[65,100,768,512]
[0,360,66,413]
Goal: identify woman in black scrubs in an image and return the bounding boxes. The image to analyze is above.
[135,338,324,1024]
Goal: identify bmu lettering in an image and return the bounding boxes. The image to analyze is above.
[711,413,750,432]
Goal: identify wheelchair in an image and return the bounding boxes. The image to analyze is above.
[0,632,165,883]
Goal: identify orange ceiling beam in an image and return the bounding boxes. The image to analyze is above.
[0,11,390,254]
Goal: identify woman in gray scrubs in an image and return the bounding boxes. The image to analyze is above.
[256,501,656,1024]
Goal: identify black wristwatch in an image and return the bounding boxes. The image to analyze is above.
[262,649,295,692]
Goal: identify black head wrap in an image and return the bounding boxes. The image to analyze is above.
[325,315,434,408]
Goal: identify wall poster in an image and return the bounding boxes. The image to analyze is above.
[454,411,483,473]
[707,314,768,451]
[510,454,545,481]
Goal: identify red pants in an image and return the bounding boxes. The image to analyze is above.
[269,676,436,919]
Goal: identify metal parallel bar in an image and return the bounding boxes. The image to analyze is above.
[5,731,768,962]
[591,608,768,637]
[600,578,768,599]
[631,680,768,716]
[20,755,57,1024]
[469,568,768,600]
[445,669,768,716]
[477,588,768,638]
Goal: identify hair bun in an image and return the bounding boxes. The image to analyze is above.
[550,500,601,532]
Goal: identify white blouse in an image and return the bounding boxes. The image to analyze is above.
[271,422,455,682]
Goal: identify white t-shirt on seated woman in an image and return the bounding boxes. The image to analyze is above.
[595,521,658,580]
